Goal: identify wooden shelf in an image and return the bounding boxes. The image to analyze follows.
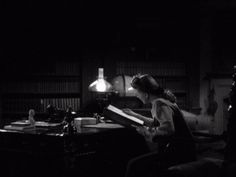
[2,112,46,116]
[1,112,49,123]
[1,60,82,123]
[115,60,190,110]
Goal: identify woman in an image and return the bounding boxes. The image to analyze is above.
[123,74,196,177]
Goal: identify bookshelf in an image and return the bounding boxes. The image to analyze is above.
[115,61,190,110]
[1,60,81,121]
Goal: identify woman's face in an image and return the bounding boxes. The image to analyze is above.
[135,89,148,104]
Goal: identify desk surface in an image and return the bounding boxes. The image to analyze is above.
[0,122,125,136]
[0,122,147,177]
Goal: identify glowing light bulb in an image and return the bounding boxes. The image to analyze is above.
[88,68,112,92]
[96,79,106,92]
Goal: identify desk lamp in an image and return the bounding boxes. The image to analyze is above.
[88,68,112,93]
[88,68,112,115]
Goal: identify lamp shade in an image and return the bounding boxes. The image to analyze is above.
[88,68,112,92]
[111,75,136,96]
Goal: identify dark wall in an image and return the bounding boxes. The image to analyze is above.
[201,2,236,74]
[1,3,199,121]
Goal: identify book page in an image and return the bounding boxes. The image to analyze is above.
[107,105,144,125]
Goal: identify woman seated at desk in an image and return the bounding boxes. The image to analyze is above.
[123,74,196,177]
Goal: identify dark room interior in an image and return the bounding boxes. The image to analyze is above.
[0,1,236,177]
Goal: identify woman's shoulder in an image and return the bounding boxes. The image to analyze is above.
[153,98,179,110]
[153,98,172,106]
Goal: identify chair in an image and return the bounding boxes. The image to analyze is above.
[166,157,223,177]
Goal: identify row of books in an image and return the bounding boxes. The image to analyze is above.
[54,61,81,76]
[153,77,188,93]
[41,97,80,112]
[2,97,80,113]
[116,61,186,76]
[2,79,80,93]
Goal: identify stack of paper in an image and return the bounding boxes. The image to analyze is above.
[35,121,61,128]
[4,120,35,131]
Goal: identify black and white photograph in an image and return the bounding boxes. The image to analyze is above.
[0,1,236,177]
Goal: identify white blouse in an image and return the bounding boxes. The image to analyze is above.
[150,98,175,136]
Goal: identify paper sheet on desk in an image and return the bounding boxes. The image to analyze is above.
[35,121,61,127]
[82,123,124,129]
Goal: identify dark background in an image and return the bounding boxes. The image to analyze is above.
[1,1,236,117]
[1,1,198,62]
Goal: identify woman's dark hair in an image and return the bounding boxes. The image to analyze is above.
[131,74,177,103]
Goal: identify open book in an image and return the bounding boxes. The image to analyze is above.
[103,105,144,128]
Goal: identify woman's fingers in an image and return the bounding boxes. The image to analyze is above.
[122,108,132,115]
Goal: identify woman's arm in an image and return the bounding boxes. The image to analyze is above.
[134,105,175,142]
[151,105,175,136]
[122,108,154,127]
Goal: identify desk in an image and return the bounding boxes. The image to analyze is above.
[0,123,148,177]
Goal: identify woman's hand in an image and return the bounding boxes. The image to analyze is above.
[135,126,153,142]
[122,108,136,116]
[135,126,149,136]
